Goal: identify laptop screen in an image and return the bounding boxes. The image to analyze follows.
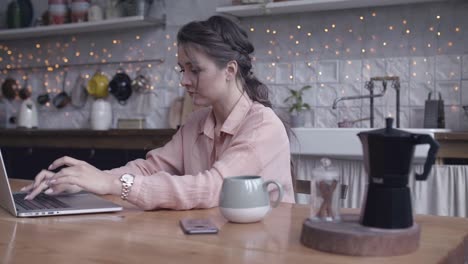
[0,150,19,216]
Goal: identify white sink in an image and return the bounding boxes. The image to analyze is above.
[290,127,450,161]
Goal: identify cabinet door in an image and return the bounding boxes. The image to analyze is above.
[3,147,92,180]
[1,147,128,180]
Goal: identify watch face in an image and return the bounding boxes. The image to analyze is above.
[122,174,134,183]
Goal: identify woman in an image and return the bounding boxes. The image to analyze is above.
[22,15,294,210]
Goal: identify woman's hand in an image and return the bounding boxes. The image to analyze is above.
[21,156,120,200]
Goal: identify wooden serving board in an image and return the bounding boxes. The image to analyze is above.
[300,214,420,256]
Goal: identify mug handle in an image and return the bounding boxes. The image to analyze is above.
[263,180,284,208]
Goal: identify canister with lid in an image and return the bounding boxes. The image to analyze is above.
[309,158,341,222]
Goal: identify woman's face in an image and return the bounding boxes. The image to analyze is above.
[177,45,229,107]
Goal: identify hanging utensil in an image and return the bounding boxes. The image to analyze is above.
[87,69,109,98]
[131,69,151,93]
[52,71,71,109]
[18,75,31,100]
[2,77,19,100]
[36,78,50,106]
[70,74,88,108]
[109,67,132,105]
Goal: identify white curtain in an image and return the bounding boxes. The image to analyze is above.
[293,156,468,217]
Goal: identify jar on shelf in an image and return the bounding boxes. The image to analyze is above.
[71,0,90,23]
[88,0,104,22]
[309,158,341,222]
[48,0,67,25]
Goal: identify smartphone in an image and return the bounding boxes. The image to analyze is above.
[179,218,219,235]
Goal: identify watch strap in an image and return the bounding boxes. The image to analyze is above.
[120,174,135,200]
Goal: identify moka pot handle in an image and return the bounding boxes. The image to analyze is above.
[414,134,440,181]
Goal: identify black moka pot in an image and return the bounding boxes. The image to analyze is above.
[358,118,439,229]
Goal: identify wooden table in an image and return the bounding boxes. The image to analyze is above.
[1,179,467,263]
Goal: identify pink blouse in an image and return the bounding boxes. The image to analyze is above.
[108,96,294,210]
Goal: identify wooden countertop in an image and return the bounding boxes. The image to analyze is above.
[0,129,466,160]
[1,179,467,263]
[435,132,468,159]
[0,128,176,150]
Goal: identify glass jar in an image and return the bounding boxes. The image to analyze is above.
[309,158,341,222]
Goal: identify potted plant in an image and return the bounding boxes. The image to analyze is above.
[283,85,311,127]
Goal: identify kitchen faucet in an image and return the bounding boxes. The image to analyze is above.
[332,76,400,128]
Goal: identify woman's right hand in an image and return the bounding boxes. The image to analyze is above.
[20,169,83,200]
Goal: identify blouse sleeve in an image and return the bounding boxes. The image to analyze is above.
[107,128,185,178]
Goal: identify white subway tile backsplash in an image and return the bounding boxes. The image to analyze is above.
[316,83,339,107]
[255,62,276,84]
[294,61,317,84]
[409,107,425,128]
[445,106,461,130]
[270,84,290,107]
[410,57,434,84]
[409,82,434,107]
[362,58,386,82]
[436,81,461,106]
[339,60,362,83]
[317,60,339,83]
[462,81,468,106]
[463,55,468,80]
[435,55,462,81]
[314,107,338,128]
[386,57,409,82]
[460,113,468,131]
[275,63,294,84]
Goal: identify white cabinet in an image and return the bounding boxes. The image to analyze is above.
[217,0,444,17]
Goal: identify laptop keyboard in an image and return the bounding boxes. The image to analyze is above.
[14,193,71,210]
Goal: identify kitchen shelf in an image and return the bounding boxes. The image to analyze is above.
[216,0,444,17]
[0,16,164,41]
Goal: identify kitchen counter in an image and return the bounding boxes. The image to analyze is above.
[291,128,468,163]
[0,129,176,150]
[435,132,468,159]
[0,128,466,160]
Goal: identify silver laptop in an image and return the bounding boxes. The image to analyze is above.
[0,150,122,217]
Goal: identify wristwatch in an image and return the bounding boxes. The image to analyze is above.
[120,173,135,200]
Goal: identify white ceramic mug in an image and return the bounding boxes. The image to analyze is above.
[219,176,283,223]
